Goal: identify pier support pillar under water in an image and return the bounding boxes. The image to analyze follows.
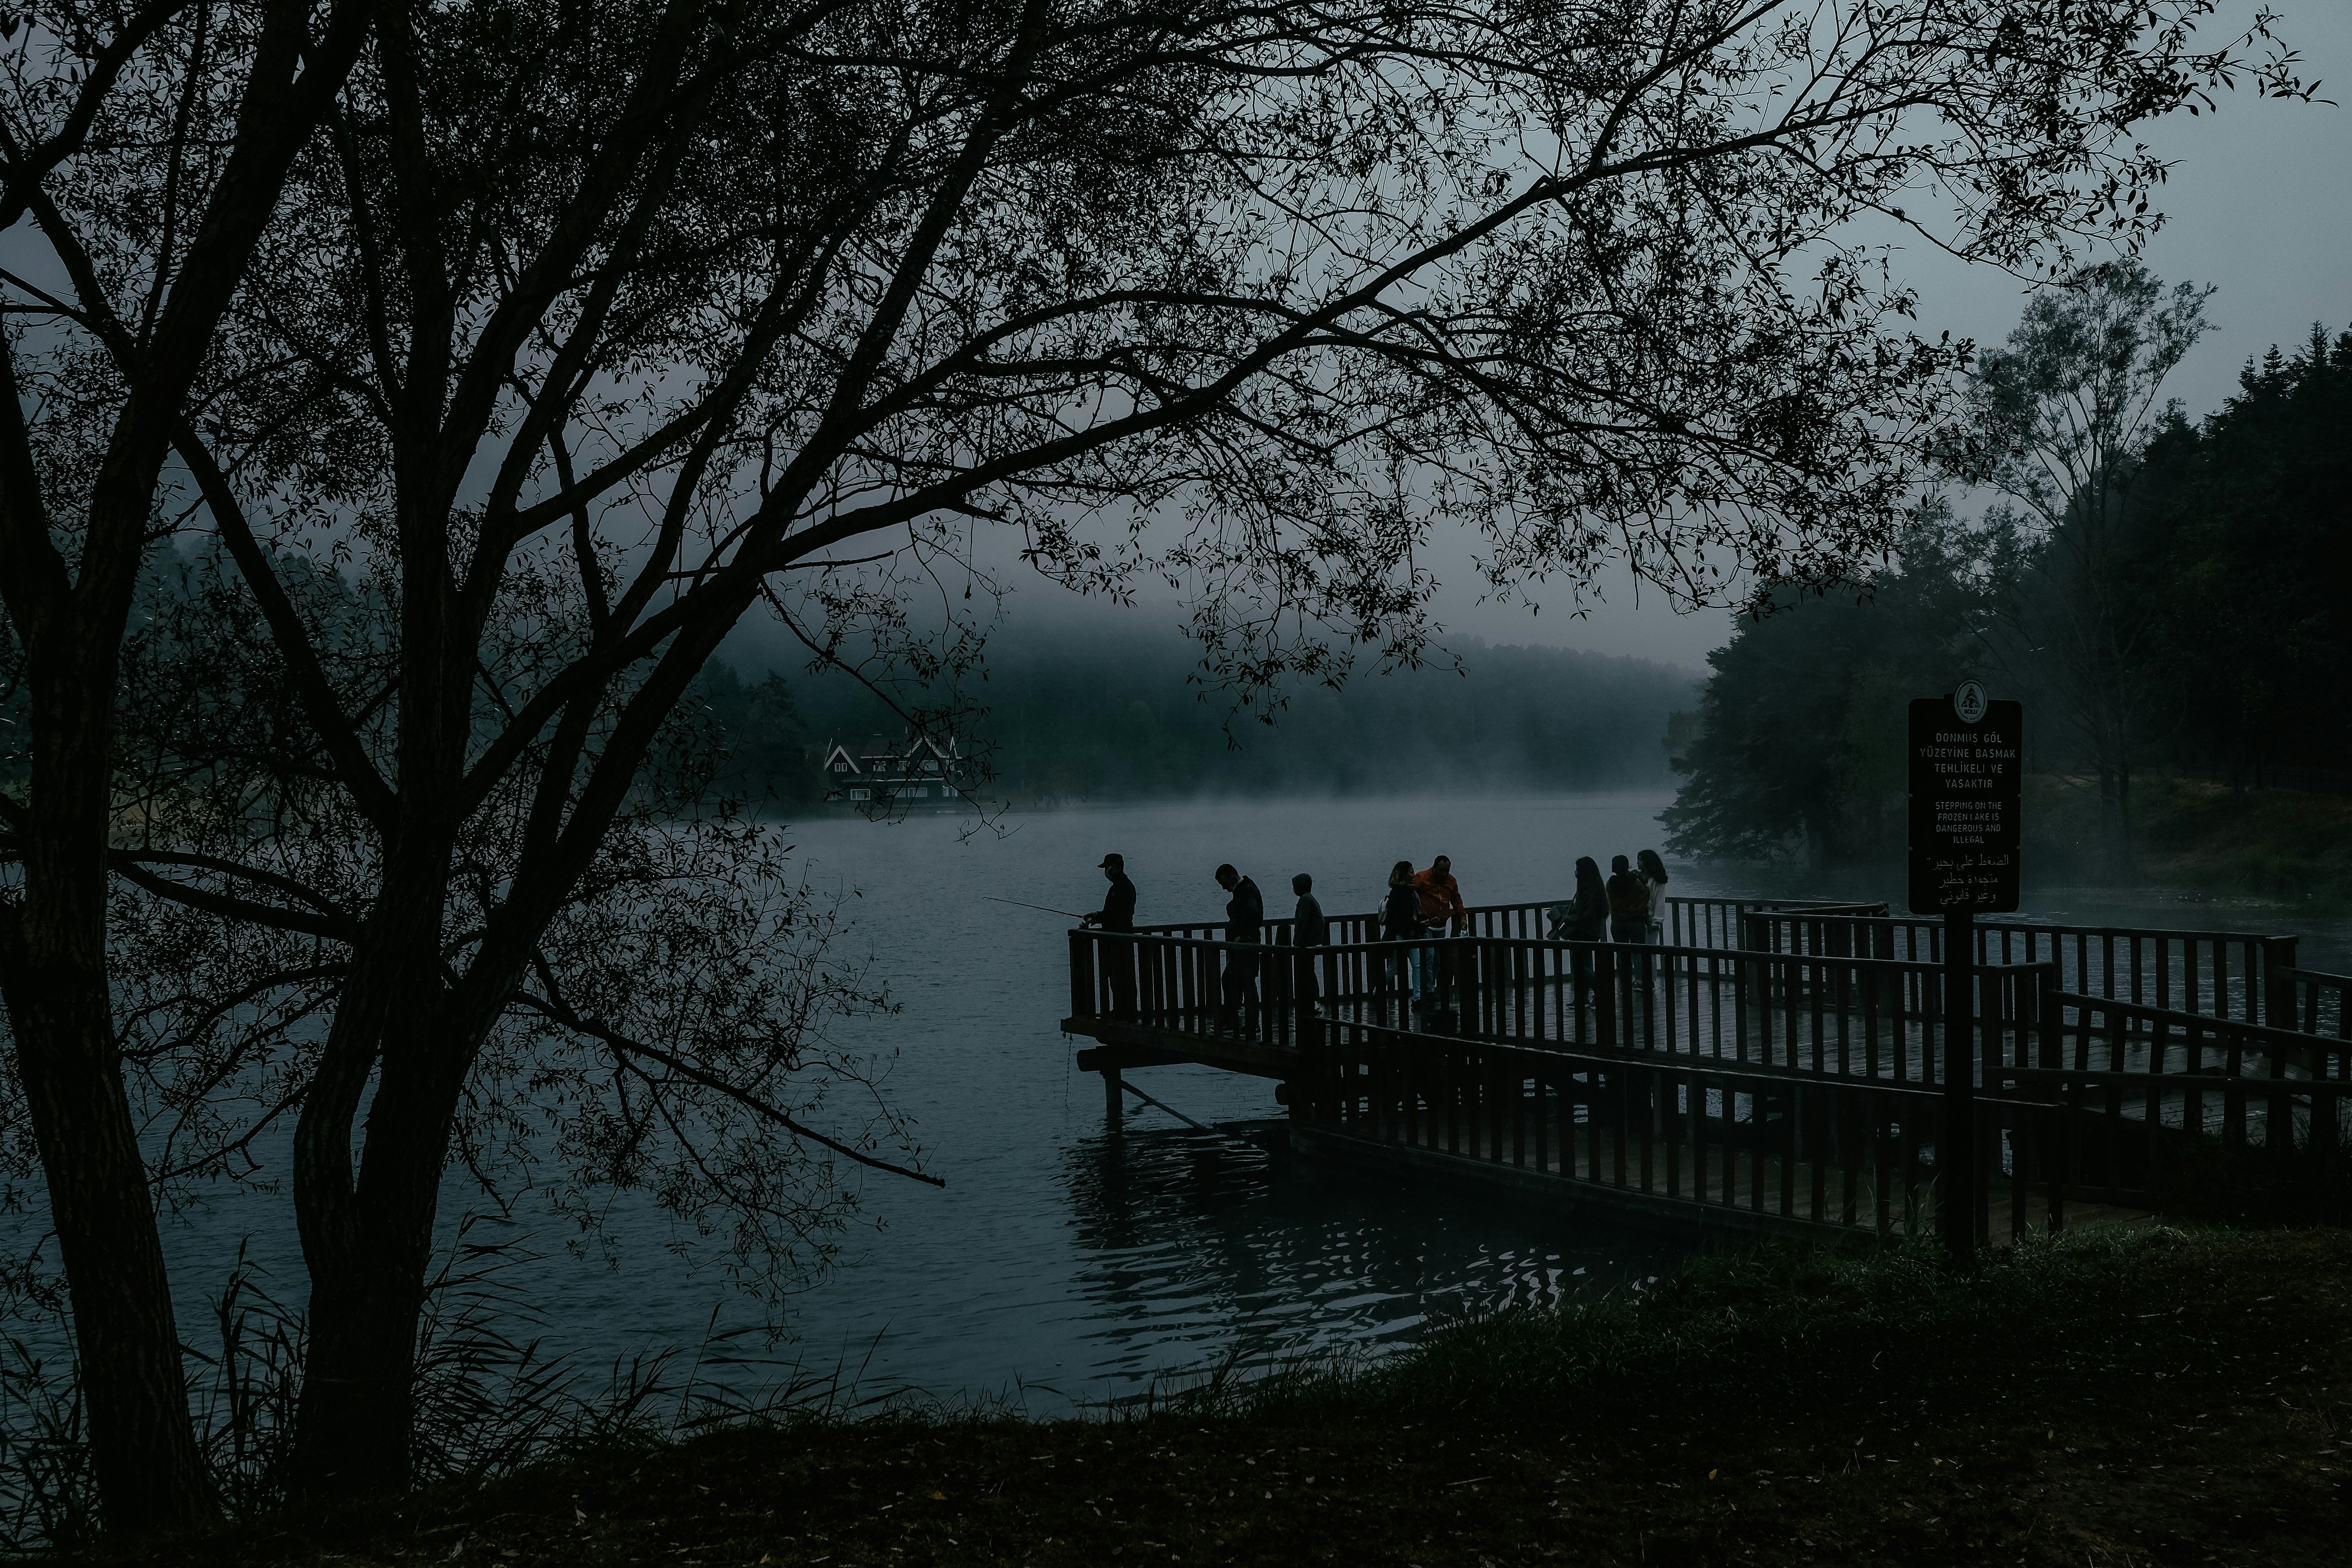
[1103,1065,1123,1127]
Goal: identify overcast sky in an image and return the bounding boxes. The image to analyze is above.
[1417,3,2352,673]
[736,6,2352,687]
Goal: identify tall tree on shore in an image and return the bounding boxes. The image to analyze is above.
[1968,260,2215,869]
[0,0,378,1530]
[1660,502,1991,863]
[2135,327,2352,788]
[0,0,2316,1523]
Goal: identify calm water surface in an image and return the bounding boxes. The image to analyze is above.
[134,794,2352,1410]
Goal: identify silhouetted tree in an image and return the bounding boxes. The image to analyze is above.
[1661,503,1989,862]
[0,0,2315,1521]
[2136,328,2352,788]
[0,0,377,1530]
[695,664,818,804]
[1968,261,2214,867]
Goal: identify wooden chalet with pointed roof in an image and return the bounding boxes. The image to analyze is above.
[819,732,969,806]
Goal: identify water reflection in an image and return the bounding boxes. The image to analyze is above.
[1054,1119,1674,1395]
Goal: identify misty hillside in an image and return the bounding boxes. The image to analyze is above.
[710,614,1697,802]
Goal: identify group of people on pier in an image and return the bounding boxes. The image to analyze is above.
[1565,849,1675,947]
[1079,847,1675,1024]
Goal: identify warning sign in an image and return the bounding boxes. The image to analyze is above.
[1908,689,2022,914]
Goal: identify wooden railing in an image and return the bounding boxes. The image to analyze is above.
[1132,897,1599,947]
[2276,968,2352,1041]
[1661,896,1889,950]
[1129,894,2297,1029]
[1068,913,2350,1240]
[1069,926,2042,1085]
[1986,992,2352,1220]
[1728,909,2299,1027]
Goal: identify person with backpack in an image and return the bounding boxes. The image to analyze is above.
[1606,853,1655,991]
[1605,854,1649,943]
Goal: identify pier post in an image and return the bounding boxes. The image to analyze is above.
[1103,1064,1123,1127]
[1940,909,1977,1267]
[2262,935,2299,1030]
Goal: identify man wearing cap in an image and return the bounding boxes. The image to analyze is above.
[1084,854,1138,1015]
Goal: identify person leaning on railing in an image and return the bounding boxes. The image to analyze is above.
[1213,862,1264,1032]
[1413,855,1467,1006]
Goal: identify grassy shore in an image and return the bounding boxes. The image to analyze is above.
[2136,779,2352,906]
[79,1225,2352,1567]
[2025,773,2352,904]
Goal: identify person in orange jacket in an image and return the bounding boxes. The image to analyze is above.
[1411,856,1466,1003]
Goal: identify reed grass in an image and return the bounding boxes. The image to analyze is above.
[0,1219,919,1555]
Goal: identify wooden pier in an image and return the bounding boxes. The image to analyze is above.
[1064,897,2352,1244]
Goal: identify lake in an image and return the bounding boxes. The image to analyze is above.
[46,793,2352,1416]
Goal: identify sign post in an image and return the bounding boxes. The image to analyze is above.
[1908,681,2022,1267]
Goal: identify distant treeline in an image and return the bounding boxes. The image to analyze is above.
[1664,320,2352,867]
[697,619,1697,803]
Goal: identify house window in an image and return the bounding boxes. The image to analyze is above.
[849,788,870,801]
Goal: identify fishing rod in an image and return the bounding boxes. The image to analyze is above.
[984,895,1092,920]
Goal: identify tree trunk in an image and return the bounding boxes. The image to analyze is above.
[290,1239,428,1494]
[3,676,212,1532]
[286,906,475,1499]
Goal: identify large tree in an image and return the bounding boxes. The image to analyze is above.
[0,0,379,1530]
[0,0,2314,1525]
[1660,501,1991,863]
[2135,326,2352,788]
[1968,259,2214,867]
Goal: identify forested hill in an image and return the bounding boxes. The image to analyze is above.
[700,617,1698,803]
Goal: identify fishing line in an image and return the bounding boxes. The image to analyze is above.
[984,895,1091,919]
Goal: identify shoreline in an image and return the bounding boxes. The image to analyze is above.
[797,780,2352,917]
[76,1226,2352,1567]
